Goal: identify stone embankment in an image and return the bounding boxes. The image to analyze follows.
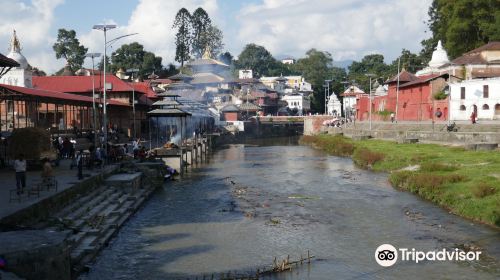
[304,117,500,149]
[0,162,165,280]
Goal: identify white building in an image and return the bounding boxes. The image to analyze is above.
[0,31,32,88]
[449,78,500,120]
[238,69,253,79]
[281,58,295,65]
[282,94,310,115]
[260,75,312,94]
[327,92,342,116]
[341,85,366,118]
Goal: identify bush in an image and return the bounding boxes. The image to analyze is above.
[433,91,448,100]
[420,162,457,172]
[353,148,385,168]
[300,135,354,157]
[390,171,465,195]
[472,182,498,198]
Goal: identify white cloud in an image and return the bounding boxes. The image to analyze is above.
[235,0,432,62]
[0,0,65,73]
[80,0,218,71]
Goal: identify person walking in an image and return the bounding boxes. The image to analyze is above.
[14,154,27,195]
[76,150,84,180]
[470,111,476,124]
[390,112,395,123]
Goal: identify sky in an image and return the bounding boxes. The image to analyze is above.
[0,0,433,74]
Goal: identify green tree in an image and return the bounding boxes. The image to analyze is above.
[388,49,425,76]
[203,25,224,58]
[191,7,212,58]
[52,29,88,73]
[422,0,500,59]
[348,54,390,92]
[235,44,278,78]
[219,51,233,65]
[109,42,163,78]
[293,49,334,113]
[173,8,192,67]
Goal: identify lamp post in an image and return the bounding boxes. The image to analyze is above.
[127,68,139,139]
[92,24,116,149]
[324,80,332,115]
[84,52,101,148]
[341,81,350,128]
[395,56,401,123]
[365,73,376,131]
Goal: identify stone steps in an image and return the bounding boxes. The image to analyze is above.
[56,186,106,219]
[63,188,116,222]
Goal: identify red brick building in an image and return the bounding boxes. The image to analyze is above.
[356,70,451,122]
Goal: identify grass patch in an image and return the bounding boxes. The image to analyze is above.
[472,182,498,198]
[301,135,500,227]
[353,148,385,169]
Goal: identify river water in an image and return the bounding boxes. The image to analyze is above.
[82,138,500,279]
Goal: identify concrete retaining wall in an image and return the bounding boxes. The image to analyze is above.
[0,166,118,229]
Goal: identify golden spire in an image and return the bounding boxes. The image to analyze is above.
[10,30,21,53]
[202,45,212,59]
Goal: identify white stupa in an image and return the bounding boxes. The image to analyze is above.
[416,40,450,77]
[327,92,342,116]
[1,30,32,87]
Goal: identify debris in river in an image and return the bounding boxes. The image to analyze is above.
[288,194,321,200]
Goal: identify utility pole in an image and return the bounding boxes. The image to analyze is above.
[395,56,401,123]
[365,73,376,132]
[84,52,101,148]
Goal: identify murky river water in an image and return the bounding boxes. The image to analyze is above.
[82,138,499,279]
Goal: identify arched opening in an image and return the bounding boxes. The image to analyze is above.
[495,104,500,119]
[482,104,489,110]
[459,105,466,111]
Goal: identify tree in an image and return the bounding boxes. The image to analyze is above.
[421,0,500,59]
[219,51,233,65]
[109,42,163,79]
[235,44,278,78]
[203,25,224,58]
[52,29,88,73]
[27,64,46,76]
[388,49,425,75]
[173,8,192,67]
[348,54,390,92]
[293,49,334,113]
[191,7,212,58]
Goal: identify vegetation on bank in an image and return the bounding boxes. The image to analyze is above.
[300,135,500,227]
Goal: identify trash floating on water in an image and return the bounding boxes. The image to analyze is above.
[288,194,321,200]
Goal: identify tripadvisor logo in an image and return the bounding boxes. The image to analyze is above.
[375,244,481,267]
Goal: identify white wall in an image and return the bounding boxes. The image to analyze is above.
[449,78,500,120]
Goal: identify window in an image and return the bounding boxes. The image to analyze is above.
[483,85,489,98]
[460,105,466,111]
[482,104,489,110]
[460,87,465,99]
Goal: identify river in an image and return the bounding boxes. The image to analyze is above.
[82,138,500,279]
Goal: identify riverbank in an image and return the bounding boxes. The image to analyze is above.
[300,135,500,227]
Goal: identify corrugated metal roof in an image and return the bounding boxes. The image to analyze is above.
[147,108,191,116]
[0,84,129,106]
[0,53,20,67]
[33,74,133,93]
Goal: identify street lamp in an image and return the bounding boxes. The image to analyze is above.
[84,52,101,148]
[365,73,376,131]
[92,24,116,149]
[127,68,139,139]
[324,80,332,115]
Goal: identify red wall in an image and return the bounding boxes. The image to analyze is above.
[357,81,449,122]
